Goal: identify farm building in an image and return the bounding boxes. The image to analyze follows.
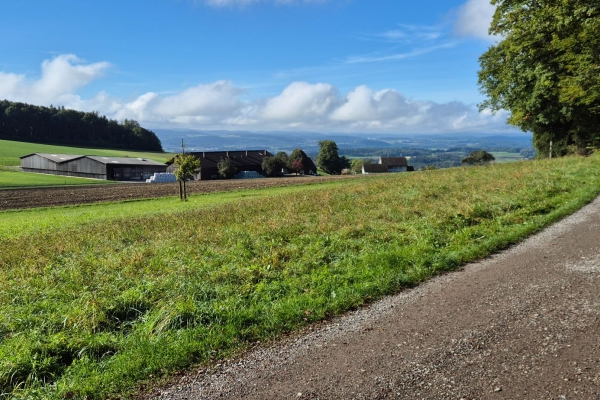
[362,157,414,174]
[362,164,389,174]
[167,150,274,180]
[20,153,167,181]
[379,157,413,172]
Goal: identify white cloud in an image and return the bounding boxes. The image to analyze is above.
[77,80,505,133]
[202,0,327,7]
[375,24,444,43]
[0,54,110,104]
[454,0,497,40]
[346,42,457,64]
[262,82,338,121]
[1,54,510,134]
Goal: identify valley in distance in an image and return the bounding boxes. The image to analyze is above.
[155,129,535,170]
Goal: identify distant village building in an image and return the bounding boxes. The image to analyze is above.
[362,164,389,174]
[379,157,411,172]
[167,150,273,180]
[20,153,167,181]
[362,157,414,174]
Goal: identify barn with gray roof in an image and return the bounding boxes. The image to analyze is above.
[20,153,167,181]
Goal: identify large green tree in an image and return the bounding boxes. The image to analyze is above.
[289,148,316,175]
[261,156,285,177]
[461,150,495,165]
[316,140,342,175]
[478,0,600,157]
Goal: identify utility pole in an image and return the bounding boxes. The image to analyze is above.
[181,138,186,154]
[549,140,553,159]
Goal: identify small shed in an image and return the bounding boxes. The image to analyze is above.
[20,153,167,181]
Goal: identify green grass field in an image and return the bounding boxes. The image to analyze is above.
[0,139,174,167]
[0,169,114,188]
[1,154,599,399]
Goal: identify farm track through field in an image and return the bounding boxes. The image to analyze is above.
[0,175,360,211]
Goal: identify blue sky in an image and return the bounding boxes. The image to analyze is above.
[0,0,515,134]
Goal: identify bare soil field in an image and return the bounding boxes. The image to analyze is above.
[0,175,359,211]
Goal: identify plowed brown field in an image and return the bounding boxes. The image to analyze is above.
[0,175,360,211]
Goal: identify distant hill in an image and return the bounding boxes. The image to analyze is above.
[0,100,163,152]
[153,128,532,154]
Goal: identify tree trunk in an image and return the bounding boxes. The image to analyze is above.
[178,180,183,200]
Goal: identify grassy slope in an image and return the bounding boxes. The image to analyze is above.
[1,155,599,399]
[0,139,174,167]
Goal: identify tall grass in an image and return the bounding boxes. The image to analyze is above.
[1,155,599,399]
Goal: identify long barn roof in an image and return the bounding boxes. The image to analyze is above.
[20,153,86,164]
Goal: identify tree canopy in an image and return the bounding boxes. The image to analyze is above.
[217,157,237,179]
[478,0,600,156]
[289,148,316,175]
[0,100,163,151]
[261,156,285,177]
[461,150,495,165]
[173,154,201,200]
[316,140,342,175]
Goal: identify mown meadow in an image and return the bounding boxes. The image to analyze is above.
[1,154,599,399]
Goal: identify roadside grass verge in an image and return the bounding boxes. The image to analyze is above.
[1,155,599,399]
[0,169,115,188]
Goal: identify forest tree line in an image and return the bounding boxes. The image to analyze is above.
[0,100,163,152]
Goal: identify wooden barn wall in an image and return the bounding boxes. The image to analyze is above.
[21,155,166,181]
[21,155,60,171]
[20,155,107,179]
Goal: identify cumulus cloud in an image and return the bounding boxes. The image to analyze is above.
[262,82,338,121]
[72,80,504,133]
[0,54,110,104]
[454,0,497,40]
[1,54,509,134]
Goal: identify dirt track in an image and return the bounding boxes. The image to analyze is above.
[0,175,358,211]
[151,197,600,399]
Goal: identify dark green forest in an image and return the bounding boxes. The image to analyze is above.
[0,100,163,152]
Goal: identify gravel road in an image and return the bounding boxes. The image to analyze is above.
[149,196,600,399]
